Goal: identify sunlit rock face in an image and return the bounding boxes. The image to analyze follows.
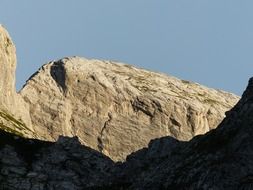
[21,56,239,161]
[0,25,34,138]
[0,25,18,112]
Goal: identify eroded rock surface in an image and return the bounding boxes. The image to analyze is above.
[0,25,34,137]
[21,57,239,161]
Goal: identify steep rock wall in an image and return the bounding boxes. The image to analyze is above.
[0,25,34,137]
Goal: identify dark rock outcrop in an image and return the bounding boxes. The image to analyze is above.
[0,130,114,190]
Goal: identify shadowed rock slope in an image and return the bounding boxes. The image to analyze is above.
[0,130,114,190]
[20,57,239,161]
[0,78,253,189]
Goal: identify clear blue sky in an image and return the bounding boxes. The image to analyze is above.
[1,1,252,95]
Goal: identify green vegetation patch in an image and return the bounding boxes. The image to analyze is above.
[203,98,220,105]
[0,123,24,137]
[0,110,33,137]
[181,79,191,84]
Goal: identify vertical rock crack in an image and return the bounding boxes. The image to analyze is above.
[97,113,112,152]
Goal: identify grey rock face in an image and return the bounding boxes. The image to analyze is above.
[21,57,239,161]
[0,130,114,190]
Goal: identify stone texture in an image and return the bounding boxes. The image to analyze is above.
[0,25,34,138]
[21,57,239,161]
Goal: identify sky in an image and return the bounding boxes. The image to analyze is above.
[0,1,253,95]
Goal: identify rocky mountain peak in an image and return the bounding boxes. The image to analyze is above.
[0,25,240,162]
[0,25,251,189]
[20,56,239,161]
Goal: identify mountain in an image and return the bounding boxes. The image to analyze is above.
[20,58,238,161]
[0,78,252,189]
[0,25,239,161]
[0,25,249,190]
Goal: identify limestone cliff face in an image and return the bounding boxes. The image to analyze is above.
[20,57,239,161]
[0,25,34,137]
